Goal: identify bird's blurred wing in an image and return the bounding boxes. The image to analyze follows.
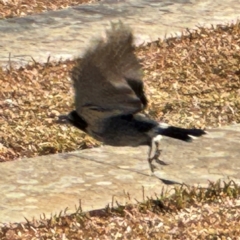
[71,22,147,123]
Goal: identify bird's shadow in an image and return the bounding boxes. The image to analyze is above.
[156,177,181,185]
[68,153,181,185]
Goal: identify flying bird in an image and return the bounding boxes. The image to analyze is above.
[59,22,206,173]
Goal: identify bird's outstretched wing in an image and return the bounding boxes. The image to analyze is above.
[71,22,147,126]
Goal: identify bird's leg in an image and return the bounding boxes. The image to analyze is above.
[147,135,162,174]
[147,144,155,175]
[153,141,162,162]
[151,135,163,162]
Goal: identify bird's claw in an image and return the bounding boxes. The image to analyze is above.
[155,158,169,166]
[148,148,168,174]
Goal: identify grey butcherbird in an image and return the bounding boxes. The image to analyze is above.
[58,22,206,173]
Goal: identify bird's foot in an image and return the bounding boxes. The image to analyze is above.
[148,148,170,174]
[155,157,170,166]
[148,135,166,173]
[148,150,162,174]
[148,158,157,175]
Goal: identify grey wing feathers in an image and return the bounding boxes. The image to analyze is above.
[71,22,147,121]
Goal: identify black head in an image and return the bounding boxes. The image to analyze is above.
[67,110,88,132]
[57,110,88,132]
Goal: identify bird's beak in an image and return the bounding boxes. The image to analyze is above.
[55,114,70,124]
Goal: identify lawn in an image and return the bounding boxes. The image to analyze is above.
[0,0,240,239]
[1,21,239,162]
[0,0,98,19]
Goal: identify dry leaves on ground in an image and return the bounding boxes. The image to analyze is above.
[0,0,99,19]
[1,2,239,239]
[1,180,240,239]
[1,22,240,162]
[139,23,240,129]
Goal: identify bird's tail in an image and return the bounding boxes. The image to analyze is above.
[157,124,206,142]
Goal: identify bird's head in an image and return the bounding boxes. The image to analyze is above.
[57,110,88,132]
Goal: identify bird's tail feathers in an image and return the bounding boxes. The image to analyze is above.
[157,124,206,142]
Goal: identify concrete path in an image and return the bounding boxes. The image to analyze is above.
[0,0,239,69]
[1,125,240,223]
[0,0,240,224]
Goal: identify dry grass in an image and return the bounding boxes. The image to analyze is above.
[1,21,239,162]
[0,1,240,237]
[1,180,240,239]
[0,0,99,19]
[140,23,240,129]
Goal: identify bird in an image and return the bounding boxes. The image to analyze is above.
[58,22,206,173]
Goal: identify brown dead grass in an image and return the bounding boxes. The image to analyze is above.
[0,4,240,236]
[1,22,239,162]
[141,23,240,129]
[1,180,240,239]
[0,0,99,19]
